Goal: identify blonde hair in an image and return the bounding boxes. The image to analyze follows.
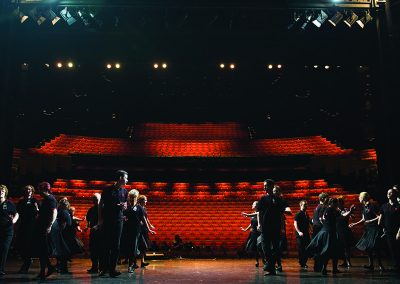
[0,184,8,197]
[128,189,139,198]
[359,192,370,202]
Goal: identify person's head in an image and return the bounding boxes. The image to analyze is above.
[128,189,139,205]
[252,201,258,211]
[328,198,338,209]
[37,182,51,196]
[0,184,8,199]
[263,179,275,193]
[138,195,147,206]
[115,170,128,186]
[59,198,70,210]
[318,192,329,204]
[358,192,370,203]
[299,200,307,211]
[23,185,35,198]
[273,185,282,197]
[387,188,398,202]
[93,193,101,205]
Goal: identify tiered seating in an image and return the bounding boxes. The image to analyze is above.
[50,179,363,253]
[34,134,351,157]
[360,149,377,161]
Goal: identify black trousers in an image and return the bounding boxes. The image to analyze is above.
[261,231,280,272]
[296,235,310,266]
[0,229,13,273]
[37,230,52,272]
[101,220,123,273]
[89,228,100,269]
[386,233,400,269]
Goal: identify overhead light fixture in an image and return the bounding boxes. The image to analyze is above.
[277,64,282,69]
[267,64,273,69]
[43,9,60,25]
[301,13,312,30]
[14,7,28,24]
[153,63,159,69]
[106,63,112,69]
[229,63,235,69]
[115,63,121,69]
[356,11,373,29]
[312,10,328,28]
[60,7,77,26]
[77,9,91,26]
[328,11,343,27]
[219,63,225,69]
[344,11,358,27]
[29,8,46,26]
[162,63,167,69]
[287,12,301,30]
[67,62,74,68]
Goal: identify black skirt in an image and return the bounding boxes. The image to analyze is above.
[139,229,151,252]
[307,229,338,258]
[356,225,380,252]
[245,231,260,252]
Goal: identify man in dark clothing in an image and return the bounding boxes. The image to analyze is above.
[379,188,400,272]
[86,193,101,273]
[98,170,128,277]
[294,200,311,270]
[257,179,286,276]
[311,192,329,272]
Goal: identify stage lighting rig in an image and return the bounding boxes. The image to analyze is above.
[312,10,328,28]
[60,7,77,26]
[43,8,60,25]
[29,7,46,25]
[13,7,28,24]
[343,10,358,27]
[328,11,344,27]
[356,10,372,28]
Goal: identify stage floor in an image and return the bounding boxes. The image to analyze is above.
[2,258,400,283]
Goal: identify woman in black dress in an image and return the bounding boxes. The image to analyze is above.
[16,185,39,273]
[0,184,19,277]
[63,206,84,257]
[55,198,72,273]
[337,196,355,268]
[137,195,156,268]
[241,201,261,267]
[307,198,340,275]
[349,192,384,271]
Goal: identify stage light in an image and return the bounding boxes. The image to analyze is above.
[312,10,328,28]
[29,8,46,26]
[153,63,159,69]
[324,65,330,70]
[287,12,300,30]
[43,9,60,25]
[328,12,343,27]
[344,11,358,27]
[162,63,167,69]
[115,63,121,69]
[301,14,312,30]
[14,7,28,24]
[67,62,74,68]
[267,64,273,69]
[313,65,319,69]
[106,64,112,69]
[356,11,372,29]
[77,10,91,26]
[45,63,50,68]
[229,63,235,69]
[277,64,282,69]
[60,7,77,26]
[219,63,225,69]
[56,62,63,68]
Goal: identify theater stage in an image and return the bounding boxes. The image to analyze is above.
[2,258,399,283]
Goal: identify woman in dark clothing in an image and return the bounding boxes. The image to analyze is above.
[294,200,311,270]
[55,198,72,273]
[337,196,355,268]
[63,206,84,256]
[16,185,39,273]
[350,192,384,271]
[137,195,156,268]
[307,198,340,276]
[0,184,19,277]
[241,201,261,267]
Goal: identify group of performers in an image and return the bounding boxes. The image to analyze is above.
[241,179,400,276]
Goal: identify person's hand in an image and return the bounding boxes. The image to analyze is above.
[257,225,261,232]
[46,226,52,234]
[349,223,355,228]
[241,212,247,217]
[240,227,246,231]
[149,230,156,235]
[298,231,304,237]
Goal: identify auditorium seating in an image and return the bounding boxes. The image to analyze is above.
[49,179,363,254]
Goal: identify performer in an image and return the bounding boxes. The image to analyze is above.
[241,201,261,267]
[63,206,84,257]
[307,198,340,275]
[35,182,58,279]
[55,198,72,273]
[85,193,101,273]
[16,185,39,273]
[350,192,384,271]
[137,195,156,267]
[379,188,400,272]
[311,192,329,272]
[294,200,311,270]
[98,170,128,277]
[337,196,355,268]
[0,184,19,277]
[257,179,287,276]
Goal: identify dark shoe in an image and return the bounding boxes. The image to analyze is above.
[300,266,308,271]
[321,269,328,276]
[276,266,283,272]
[128,266,135,273]
[99,270,108,277]
[378,265,385,272]
[141,262,150,268]
[110,270,121,277]
[263,264,269,271]
[87,268,98,273]
[264,270,277,276]
[255,262,259,268]
[46,265,56,277]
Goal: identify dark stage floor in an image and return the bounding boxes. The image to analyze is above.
[2,258,400,283]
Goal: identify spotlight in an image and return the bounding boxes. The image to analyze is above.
[13,7,28,24]
[267,64,273,69]
[153,63,159,69]
[277,64,282,69]
[106,64,112,69]
[229,63,235,69]
[43,9,60,25]
[162,63,167,69]
[288,12,301,30]
[77,9,91,26]
[324,65,330,70]
[356,11,372,29]
[29,8,46,26]
[328,11,343,27]
[56,62,63,68]
[312,10,328,28]
[44,63,50,68]
[219,63,225,69]
[301,13,312,30]
[313,65,318,69]
[60,7,77,26]
[67,62,74,68]
[344,11,358,27]
[115,63,121,69]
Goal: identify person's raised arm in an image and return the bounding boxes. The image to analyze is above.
[240,223,251,232]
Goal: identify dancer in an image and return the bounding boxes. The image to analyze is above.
[35,182,58,279]
[337,196,355,268]
[0,185,19,276]
[241,201,261,267]
[350,192,384,271]
[98,170,129,277]
[294,200,311,271]
[55,198,72,273]
[257,179,287,276]
[63,206,84,257]
[311,192,329,272]
[137,195,156,268]
[307,198,340,276]
[16,185,39,273]
[379,188,400,272]
[85,193,101,273]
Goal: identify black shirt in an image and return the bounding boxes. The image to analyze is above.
[380,202,400,234]
[86,205,99,228]
[101,185,128,223]
[257,194,286,231]
[17,197,38,225]
[0,200,17,230]
[37,194,57,229]
[294,210,311,237]
[57,209,72,228]
[362,202,379,227]
[312,204,324,227]
[124,204,145,234]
